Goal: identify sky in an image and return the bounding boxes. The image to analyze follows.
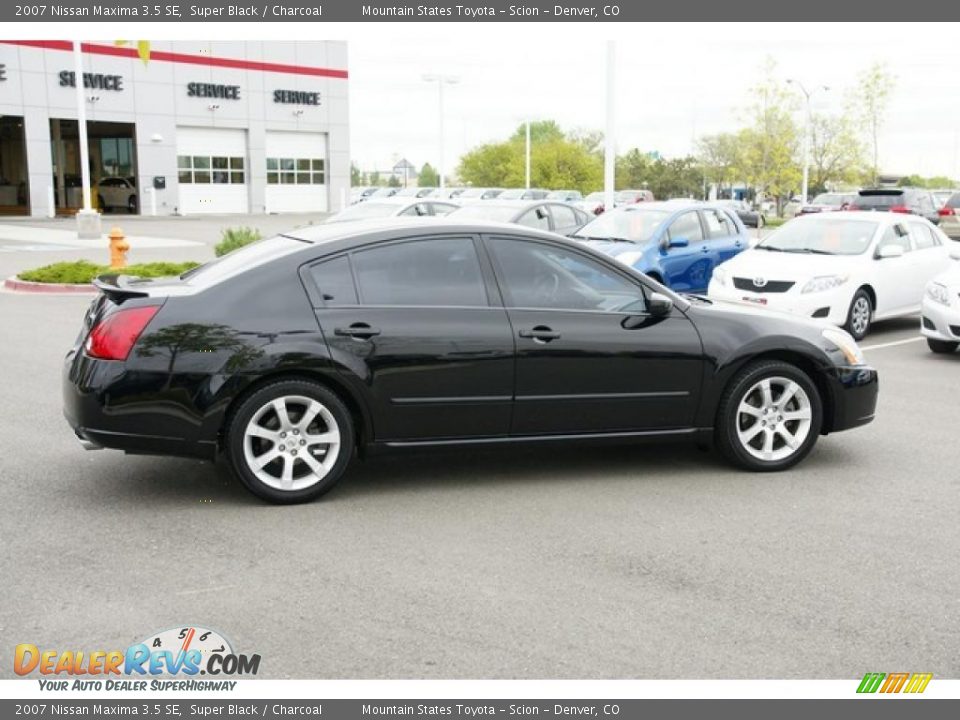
[348,23,960,181]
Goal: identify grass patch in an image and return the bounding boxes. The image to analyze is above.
[215,226,262,257]
[765,216,788,228]
[17,260,200,285]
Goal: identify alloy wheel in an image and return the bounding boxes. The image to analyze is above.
[850,296,871,337]
[735,376,812,462]
[242,394,341,491]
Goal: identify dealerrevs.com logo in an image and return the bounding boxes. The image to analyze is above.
[857,672,933,694]
[15,626,260,691]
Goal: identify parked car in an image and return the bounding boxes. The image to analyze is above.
[97,177,138,213]
[797,192,856,216]
[498,188,550,201]
[717,199,765,229]
[394,186,437,199]
[63,219,878,503]
[570,201,750,293]
[427,187,466,200]
[615,189,655,205]
[546,190,583,202]
[456,187,504,201]
[708,212,951,340]
[446,200,590,236]
[932,189,955,209]
[577,191,607,215]
[324,197,458,223]
[783,196,805,217]
[921,244,960,353]
[367,187,399,200]
[936,191,960,240]
[349,186,378,204]
[850,188,940,225]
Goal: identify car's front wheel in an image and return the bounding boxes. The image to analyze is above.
[844,289,872,341]
[716,360,823,471]
[927,338,959,354]
[225,379,354,503]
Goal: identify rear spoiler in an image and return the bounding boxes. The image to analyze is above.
[92,274,150,303]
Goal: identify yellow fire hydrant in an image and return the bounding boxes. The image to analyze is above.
[109,227,129,270]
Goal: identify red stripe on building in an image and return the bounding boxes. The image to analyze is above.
[0,40,349,79]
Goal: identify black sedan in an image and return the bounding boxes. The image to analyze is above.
[717,199,765,228]
[446,200,590,236]
[64,220,878,503]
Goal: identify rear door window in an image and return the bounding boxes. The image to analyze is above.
[309,255,358,306]
[876,225,912,254]
[703,209,734,237]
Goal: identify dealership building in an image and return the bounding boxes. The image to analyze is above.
[0,40,349,218]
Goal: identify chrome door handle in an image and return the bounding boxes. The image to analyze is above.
[334,323,381,339]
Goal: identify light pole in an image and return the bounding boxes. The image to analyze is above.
[786,78,829,205]
[422,73,459,190]
[73,40,101,239]
[525,119,531,190]
[604,41,616,213]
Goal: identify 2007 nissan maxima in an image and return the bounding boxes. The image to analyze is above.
[63,219,879,503]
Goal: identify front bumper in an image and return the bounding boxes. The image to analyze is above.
[707,280,852,327]
[920,296,960,342]
[823,365,879,434]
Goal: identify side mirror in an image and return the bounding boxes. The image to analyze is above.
[648,291,674,317]
[668,236,689,249]
[876,245,905,259]
[949,245,960,261]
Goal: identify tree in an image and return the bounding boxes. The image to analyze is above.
[418,163,439,187]
[807,114,866,193]
[387,175,401,188]
[369,171,381,186]
[350,162,362,186]
[457,122,603,192]
[849,62,895,186]
[697,133,740,194]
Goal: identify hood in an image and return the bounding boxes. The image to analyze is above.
[719,248,862,282]
[694,295,835,334]
[933,259,960,288]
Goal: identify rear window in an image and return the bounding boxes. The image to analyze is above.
[856,191,902,208]
[449,204,519,222]
[948,193,960,209]
[181,236,304,285]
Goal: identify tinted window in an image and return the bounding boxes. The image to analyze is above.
[668,212,705,243]
[516,207,551,230]
[910,223,939,250]
[352,237,487,307]
[703,209,734,237]
[430,203,457,217]
[398,203,429,217]
[876,225,911,254]
[488,238,645,313]
[550,204,579,229]
[309,256,358,306]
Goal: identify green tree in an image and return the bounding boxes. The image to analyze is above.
[350,162,362,186]
[808,114,866,193]
[849,62,895,186]
[387,175,401,188]
[369,170,381,186]
[697,133,740,194]
[418,163,439,187]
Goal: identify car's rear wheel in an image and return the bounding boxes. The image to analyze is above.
[716,360,823,471]
[844,289,872,341]
[927,338,959,354]
[225,379,354,503]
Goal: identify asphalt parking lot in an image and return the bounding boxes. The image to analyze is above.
[1,220,958,680]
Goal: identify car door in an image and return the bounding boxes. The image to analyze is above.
[907,222,950,304]
[547,203,584,236]
[703,207,745,264]
[484,235,705,436]
[306,236,515,442]
[658,210,714,292]
[871,223,917,313]
[99,178,121,207]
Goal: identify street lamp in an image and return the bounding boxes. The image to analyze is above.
[786,78,830,205]
[422,73,459,190]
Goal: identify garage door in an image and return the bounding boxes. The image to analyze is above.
[265,131,328,213]
[176,128,249,214]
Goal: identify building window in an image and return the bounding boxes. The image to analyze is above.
[266,157,325,185]
[178,155,245,184]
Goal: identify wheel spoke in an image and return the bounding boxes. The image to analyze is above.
[776,426,799,450]
[778,381,800,407]
[279,456,294,489]
[247,424,278,441]
[272,398,292,430]
[738,401,762,418]
[297,400,323,431]
[299,451,325,477]
[305,430,340,447]
[781,408,811,422]
[253,448,281,469]
[740,421,764,443]
[760,379,773,407]
[761,428,775,458]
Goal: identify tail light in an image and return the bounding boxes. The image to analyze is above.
[939,207,955,217]
[889,205,911,214]
[86,306,160,360]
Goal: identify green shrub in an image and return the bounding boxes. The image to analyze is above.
[18,260,200,285]
[215,226,262,257]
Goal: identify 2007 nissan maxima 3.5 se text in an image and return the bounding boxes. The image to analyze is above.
[63,219,879,503]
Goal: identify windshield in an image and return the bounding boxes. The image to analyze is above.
[574,208,670,243]
[459,188,488,198]
[498,189,525,200]
[326,202,399,223]
[811,193,843,206]
[369,188,396,198]
[182,236,304,284]
[758,218,879,255]
[616,191,641,202]
[448,204,518,222]
[393,187,420,197]
[585,192,604,201]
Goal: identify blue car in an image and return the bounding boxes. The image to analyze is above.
[570,201,750,293]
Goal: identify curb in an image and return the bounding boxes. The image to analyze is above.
[4,276,96,294]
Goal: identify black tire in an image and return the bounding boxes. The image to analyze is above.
[844,288,873,341]
[715,360,823,472]
[225,378,355,504]
[927,338,959,354]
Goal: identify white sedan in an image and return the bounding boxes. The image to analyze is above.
[708,212,951,340]
[921,244,960,353]
[324,197,459,224]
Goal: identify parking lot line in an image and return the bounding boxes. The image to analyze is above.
[861,337,924,351]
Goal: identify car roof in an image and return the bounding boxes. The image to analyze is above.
[285,217,567,246]
[791,210,924,224]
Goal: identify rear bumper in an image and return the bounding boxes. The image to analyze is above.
[823,365,878,433]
